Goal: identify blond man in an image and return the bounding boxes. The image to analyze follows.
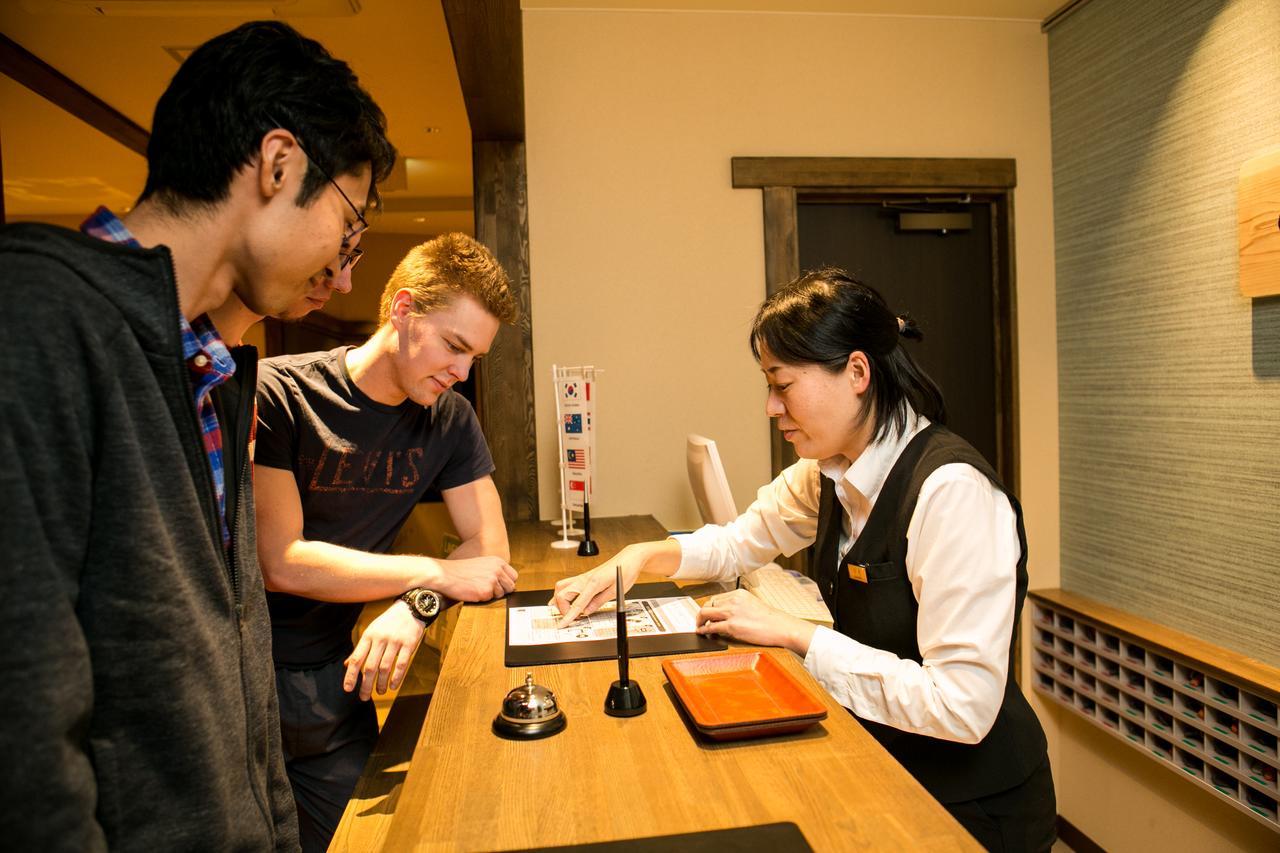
[253,233,517,851]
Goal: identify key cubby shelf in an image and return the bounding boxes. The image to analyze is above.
[1029,589,1280,833]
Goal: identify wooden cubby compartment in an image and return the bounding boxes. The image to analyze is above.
[1030,590,1280,834]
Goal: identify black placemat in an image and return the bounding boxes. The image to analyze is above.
[501,822,813,852]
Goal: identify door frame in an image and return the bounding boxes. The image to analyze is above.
[731,156,1021,494]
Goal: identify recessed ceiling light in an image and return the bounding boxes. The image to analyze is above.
[413,217,426,223]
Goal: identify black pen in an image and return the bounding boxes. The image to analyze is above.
[616,565,628,685]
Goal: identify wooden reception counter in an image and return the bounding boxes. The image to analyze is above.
[331,516,979,852]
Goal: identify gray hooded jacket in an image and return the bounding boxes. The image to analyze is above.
[0,223,299,851]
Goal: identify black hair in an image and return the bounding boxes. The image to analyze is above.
[139,20,397,212]
[749,267,946,442]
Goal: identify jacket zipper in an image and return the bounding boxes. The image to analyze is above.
[226,357,256,616]
[228,351,274,844]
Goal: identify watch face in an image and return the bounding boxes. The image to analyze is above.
[413,590,441,619]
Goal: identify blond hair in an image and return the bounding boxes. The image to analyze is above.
[377,233,517,326]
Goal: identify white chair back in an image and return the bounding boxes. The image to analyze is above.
[686,434,738,526]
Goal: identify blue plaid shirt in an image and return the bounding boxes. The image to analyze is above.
[81,206,235,548]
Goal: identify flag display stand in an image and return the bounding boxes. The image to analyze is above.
[551,364,600,550]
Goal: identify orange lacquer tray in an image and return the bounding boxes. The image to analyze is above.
[662,651,828,741]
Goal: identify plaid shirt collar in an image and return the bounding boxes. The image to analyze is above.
[80,206,236,382]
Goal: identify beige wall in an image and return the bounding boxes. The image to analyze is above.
[523,9,1058,540]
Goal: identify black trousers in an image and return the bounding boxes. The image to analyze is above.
[276,659,379,853]
[942,756,1057,853]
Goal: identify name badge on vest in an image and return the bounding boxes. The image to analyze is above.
[846,562,869,583]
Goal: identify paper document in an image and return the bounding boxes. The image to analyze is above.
[509,596,701,646]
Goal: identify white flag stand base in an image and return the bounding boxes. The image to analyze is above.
[551,507,584,539]
[551,507,581,549]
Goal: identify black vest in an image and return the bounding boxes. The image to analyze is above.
[811,424,1047,803]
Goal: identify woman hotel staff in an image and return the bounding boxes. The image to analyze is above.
[551,269,1056,852]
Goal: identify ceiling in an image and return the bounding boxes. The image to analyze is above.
[0,0,474,235]
[1,0,1063,234]
[520,1,1066,19]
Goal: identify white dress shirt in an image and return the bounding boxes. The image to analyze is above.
[673,414,1021,744]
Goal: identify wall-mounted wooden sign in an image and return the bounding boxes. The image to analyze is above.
[1238,146,1280,298]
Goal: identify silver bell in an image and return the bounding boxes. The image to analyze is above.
[492,673,567,740]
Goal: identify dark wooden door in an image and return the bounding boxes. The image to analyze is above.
[798,200,999,469]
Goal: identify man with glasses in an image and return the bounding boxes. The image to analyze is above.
[0,21,395,850]
[252,233,519,852]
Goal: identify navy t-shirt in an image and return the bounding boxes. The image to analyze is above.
[255,346,494,667]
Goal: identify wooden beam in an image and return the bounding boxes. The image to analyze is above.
[761,185,800,480]
[762,186,799,299]
[759,185,805,576]
[441,0,524,141]
[732,157,1017,190]
[995,194,1020,496]
[473,141,538,521]
[443,0,538,520]
[0,34,148,157]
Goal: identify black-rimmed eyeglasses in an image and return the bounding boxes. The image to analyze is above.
[288,132,370,244]
[337,245,364,272]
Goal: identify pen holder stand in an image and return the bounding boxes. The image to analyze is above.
[604,679,647,717]
[577,501,600,557]
[604,564,644,716]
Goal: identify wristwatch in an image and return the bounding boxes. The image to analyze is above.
[400,588,444,626]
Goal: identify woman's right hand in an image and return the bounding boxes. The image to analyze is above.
[549,540,677,627]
